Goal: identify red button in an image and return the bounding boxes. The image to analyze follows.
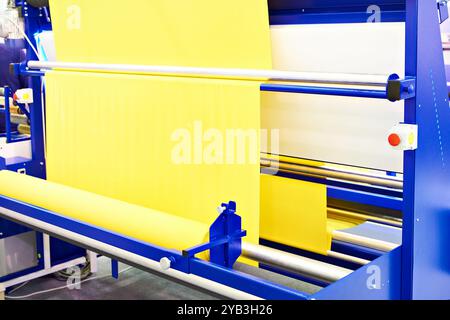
[388,133,401,147]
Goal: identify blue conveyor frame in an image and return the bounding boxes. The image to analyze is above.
[1,0,449,299]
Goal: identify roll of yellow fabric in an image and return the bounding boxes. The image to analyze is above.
[0,170,210,255]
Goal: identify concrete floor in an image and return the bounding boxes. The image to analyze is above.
[5,257,321,300]
[5,257,219,300]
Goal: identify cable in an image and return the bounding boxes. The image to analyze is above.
[5,266,133,300]
[7,281,30,295]
[54,262,92,282]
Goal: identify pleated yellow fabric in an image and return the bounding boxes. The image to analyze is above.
[40,0,333,257]
[45,71,261,247]
[0,170,210,253]
[49,0,273,69]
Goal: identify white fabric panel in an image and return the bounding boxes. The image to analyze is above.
[263,23,405,172]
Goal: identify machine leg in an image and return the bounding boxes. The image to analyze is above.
[111,260,119,279]
[87,250,98,274]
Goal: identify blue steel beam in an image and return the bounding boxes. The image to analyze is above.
[0,194,310,300]
[261,84,388,99]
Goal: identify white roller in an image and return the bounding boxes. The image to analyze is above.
[332,230,400,252]
[263,22,406,172]
[241,243,352,283]
[27,61,390,87]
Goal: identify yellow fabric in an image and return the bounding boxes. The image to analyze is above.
[43,0,336,258]
[327,212,364,228]
[0,171,209,253]
[45,71,261,247]
[49,0,273,69]
[260,174,331,255]
[260,174,361,254]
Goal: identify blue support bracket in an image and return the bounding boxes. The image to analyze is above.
[11,62,45,77]
[111,259,119,279]
[261,74,416,102]
[261,83,388,99]
[183,201,246,269]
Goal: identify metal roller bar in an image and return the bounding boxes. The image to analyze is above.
[0,205,374,290]
[241,243,352,283]
[328,207,402,228]
[11,114,29,125]
[18,124,31,135]
[326,251,370,265]
[27,61,391,87]
[332,230,399,252]
[261,158,403,190]
[7,105,23,115]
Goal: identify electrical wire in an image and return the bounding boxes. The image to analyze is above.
[54,262,92,282]
[5,266,133,300]
[7,281,30,294]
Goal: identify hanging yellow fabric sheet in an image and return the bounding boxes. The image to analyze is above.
[260,174,360,255]
[260,174,331,255]
[44,0,273,251]
[49,0,273,69]
[45,71,261,247]
[44,0,332,256]
[0,170,209,254]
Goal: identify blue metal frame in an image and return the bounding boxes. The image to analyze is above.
[269,0,406,24]
[0,194,308,300]
[401,0,450,300]
[261,83,389,99]
[312,247,402,300]
[0,2,83,284]
[261,75,416,102]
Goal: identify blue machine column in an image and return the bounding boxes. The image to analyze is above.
[402,0,450,299]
